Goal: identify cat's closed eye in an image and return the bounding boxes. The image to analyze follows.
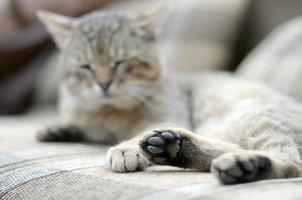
[114,60,126,69]
[120,58,156,80]
[73,65,93,80]
[115,58,151,72]
[128,59,151,72]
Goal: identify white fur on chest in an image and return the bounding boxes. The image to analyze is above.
[59,80,190,143]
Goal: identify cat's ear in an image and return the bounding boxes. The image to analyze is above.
[131,4,166,40]
[37,10,74,49]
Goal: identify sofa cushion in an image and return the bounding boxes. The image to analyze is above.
[107,0,249,70]
[1,107,302,199]
[237,16,302,101]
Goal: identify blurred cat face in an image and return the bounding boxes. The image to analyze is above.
[38,10,163,109]
[62,47,161,109]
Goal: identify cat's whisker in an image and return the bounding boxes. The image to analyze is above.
[126,81,155,87]
[127,90,146,103]
[126,89,153,109]
[127,90,152,104]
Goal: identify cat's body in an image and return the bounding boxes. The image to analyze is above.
[37,9,302,184]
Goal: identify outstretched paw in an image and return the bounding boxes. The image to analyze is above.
[107,146,148,172]
[139,129,186,167]
[37,125,84,142]
[211,152,272,184]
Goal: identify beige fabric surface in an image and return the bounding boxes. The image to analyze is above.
[1,107,302,200]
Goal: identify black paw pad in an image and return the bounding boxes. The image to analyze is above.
[212,154,272,184]
[140,131,182,166]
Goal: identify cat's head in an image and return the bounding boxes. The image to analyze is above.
[38,7,164,110]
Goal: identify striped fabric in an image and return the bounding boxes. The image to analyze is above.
[1,108,302,200]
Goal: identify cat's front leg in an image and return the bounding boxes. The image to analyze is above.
[107,137,149,172]
[106,124,189,173]
[37,124,84,142]
[139,127,242,171]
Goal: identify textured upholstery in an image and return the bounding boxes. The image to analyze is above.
[1,108,302,200]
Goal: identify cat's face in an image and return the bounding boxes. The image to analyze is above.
[38,9,163,109]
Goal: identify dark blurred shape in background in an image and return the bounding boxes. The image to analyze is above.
[1,0,302,115]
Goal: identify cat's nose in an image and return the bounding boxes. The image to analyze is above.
[98,79,112,92]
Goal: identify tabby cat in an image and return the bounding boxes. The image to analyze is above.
[37,8,302,184]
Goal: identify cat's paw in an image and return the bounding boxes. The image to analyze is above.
[139,129,187,166]
[211,152,272,184]
[107,146,148,172]
[37,125,84,142]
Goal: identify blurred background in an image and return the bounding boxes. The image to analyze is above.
[1,0,302,115]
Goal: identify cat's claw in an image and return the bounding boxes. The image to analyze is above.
[107,146,148,172]
[139,130,183,166]
[211,153,272,184]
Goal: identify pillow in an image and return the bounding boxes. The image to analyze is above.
[237,16,302,101]
[109,0,249,70]
[161,0,249,70]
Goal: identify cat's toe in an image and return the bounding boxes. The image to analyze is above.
[139,130,182,166]
[107,146,148,172]
[211,153,272,184]
[37,125,83,142]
